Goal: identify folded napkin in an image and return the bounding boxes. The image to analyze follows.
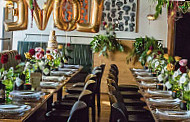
[149,98,181,106]
[134,72,152,76]
[40,82,59,88]
[132,68,149,72]
[139,81,156,88]
[63,64,80,69]
[51,71,73,76]
[42,76,66,82]
[147,89,172,96]
[136,75,157,80]
[156,109,190,120]
[58,68,78,72]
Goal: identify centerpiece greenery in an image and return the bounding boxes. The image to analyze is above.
[126,36,163,66]
[90,22,124,57]
[153,0,190,19]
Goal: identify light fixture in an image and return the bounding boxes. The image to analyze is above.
[147,14,155,21]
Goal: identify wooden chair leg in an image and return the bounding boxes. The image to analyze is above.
[97,92,101,117]
[92,95,96,122]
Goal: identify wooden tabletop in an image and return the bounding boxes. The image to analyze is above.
[130,69,190,122]
[0,66,83,122]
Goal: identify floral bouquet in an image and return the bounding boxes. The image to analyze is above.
[24,47,45,72]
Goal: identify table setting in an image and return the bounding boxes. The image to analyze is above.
[0,46,82,121]
[130,53,190,121]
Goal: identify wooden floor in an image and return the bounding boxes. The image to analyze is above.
[95,93,110,122]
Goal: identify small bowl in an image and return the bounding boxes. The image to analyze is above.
[24,84,32,90]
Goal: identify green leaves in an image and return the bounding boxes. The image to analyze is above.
[90,34,125,58]
[154,0,190,19]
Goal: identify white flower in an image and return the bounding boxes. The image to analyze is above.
[173,71,179,78]
[147,56,152,63]
[164,66,167,71]
[177,69,182,75]
[164,74,168,79]
[165,81,172,89]
[161,60,165,65]
[157,74,164,82]
[180,76,187,84]
[182,73,187,78]
[161,69,164,74]
[38,61,45,70]
[155,61,160,68]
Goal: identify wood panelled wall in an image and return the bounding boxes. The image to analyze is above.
[93,40,142,93]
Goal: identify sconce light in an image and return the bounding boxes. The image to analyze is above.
[147,14,155,21]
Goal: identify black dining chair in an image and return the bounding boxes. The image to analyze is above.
[110,64,139,92]
[53,80,96,122]
[111,102,154,122]
[66,74,97,94]
[107,78,142,99]
[66,70,103,117]
[107,83,146,107]
[46,101,88,122]
[53,90,93,110]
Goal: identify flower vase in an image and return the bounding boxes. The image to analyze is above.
[4,79,13,103]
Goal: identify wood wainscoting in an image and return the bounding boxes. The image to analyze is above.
[93,40,143,93]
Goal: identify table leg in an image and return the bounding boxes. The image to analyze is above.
[57,87,62,101]
[47,95,53,112]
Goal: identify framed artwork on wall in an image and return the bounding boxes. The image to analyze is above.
[101,0,138,32]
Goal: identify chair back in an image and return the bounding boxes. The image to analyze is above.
[100,64,106,74]
[67,101,89,122]
[84,74,97,83]
[83,80,96,92]
[78,90,93,106]
[108,73,118,84]
[111,102,128,122]
[110,64,119,75]
[107,78,119,91]
[108,92,117,105]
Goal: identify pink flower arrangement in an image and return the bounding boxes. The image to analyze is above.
[46,50,50,54]
[149,46,153,51]
[180,66,187,73]
[35,52,43,60]
[35,47,43,52]
[29,49,35,56]
[40,51,44,56]
[53,49,58,54]
[179,59,188,66]
[1,54,8,64]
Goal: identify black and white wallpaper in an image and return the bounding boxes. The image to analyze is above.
[101,0,138,32]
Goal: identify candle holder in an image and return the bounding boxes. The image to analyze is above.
[156,84,163,90]
[180,100,188,110]
[24,83,32,90]
[172,90,181,99]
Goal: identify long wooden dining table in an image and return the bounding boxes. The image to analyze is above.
[0,66,83,122]
[130,68,190,122]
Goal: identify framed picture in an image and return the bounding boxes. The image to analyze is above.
[101,0,138,32]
